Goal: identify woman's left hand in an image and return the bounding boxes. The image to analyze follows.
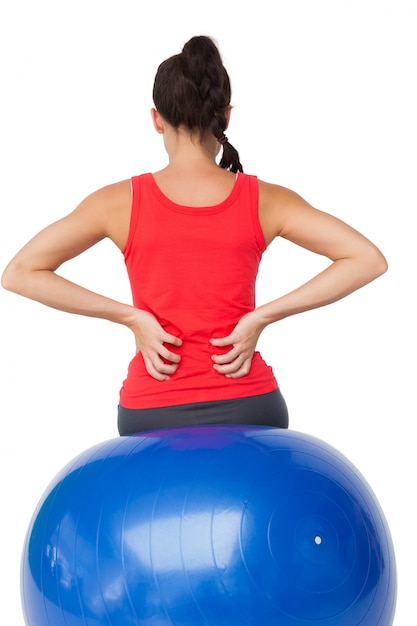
[209,311,265,378]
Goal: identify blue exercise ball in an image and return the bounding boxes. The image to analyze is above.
[21,426,396,625]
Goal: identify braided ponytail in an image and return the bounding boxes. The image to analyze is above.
[217,132,243,174]
[153,36,243,173]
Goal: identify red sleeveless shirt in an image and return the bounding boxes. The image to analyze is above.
[119,172,278,409]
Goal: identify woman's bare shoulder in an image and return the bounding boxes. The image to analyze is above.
[73,178,132,250]
[258,179,306,206]
[257,179,314,245]
[78,179,131,213]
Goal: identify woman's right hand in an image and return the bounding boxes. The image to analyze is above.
[128,309,182,381]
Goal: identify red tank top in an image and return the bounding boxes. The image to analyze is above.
[119,172,278,409]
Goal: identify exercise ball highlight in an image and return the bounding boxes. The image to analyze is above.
[21,425,397,625]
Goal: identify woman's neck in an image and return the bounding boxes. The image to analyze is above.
[163,127,220,170]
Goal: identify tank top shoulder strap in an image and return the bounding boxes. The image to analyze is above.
[123,174,149,260]
[238,173,266,253]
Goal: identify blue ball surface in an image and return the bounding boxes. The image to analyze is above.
[21,426,397,625]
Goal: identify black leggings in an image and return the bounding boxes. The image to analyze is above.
[118,389,289,435]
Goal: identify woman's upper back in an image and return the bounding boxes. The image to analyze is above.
[103,167,292,254]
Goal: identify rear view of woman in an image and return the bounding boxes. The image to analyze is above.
[1,36,388,435]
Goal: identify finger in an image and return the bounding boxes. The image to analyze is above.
[224,356,252,379]
[143,355,179,381]
[210,335,233,347]
[143,359,170,381]
[155,358,179,375]
[160,345,181,364]
[163,333,183,347]
[213,353,246,374]
[211,347,240,365]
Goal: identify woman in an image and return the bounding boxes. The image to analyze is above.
[1,36,388,435]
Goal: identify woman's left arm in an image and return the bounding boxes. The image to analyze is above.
[211,180,388,378]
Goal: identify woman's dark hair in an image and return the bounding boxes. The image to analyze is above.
[152,36,243,173]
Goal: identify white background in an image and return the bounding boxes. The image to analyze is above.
[0,1,415,624]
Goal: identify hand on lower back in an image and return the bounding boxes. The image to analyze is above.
[209,311,265,379]
[130,309,182,381]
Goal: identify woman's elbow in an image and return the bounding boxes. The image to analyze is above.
[1,261,27,295]
[366,245,388,282]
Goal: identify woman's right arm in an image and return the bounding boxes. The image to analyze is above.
[2,180,134,320]
[1,181,182,380]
